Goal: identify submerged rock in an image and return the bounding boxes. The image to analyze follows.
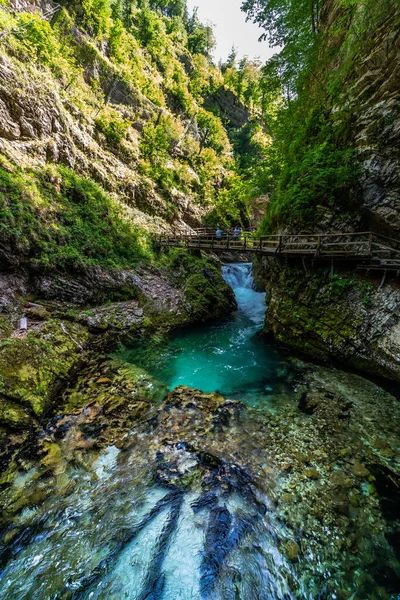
[285,540,300,561]
[304,468,320,480]
[0,352,399,599]
[0,320,90,417]
[351,462,370,478]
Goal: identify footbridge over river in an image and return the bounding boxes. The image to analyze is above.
[155,231,400,275]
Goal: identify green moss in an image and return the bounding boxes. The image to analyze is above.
[0,165,153,272]
[265,266,366,361]
[0,321,90,416]
[0,398,33,428]
[158,248,237,322]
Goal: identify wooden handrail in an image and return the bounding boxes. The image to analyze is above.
[154,230,400,272]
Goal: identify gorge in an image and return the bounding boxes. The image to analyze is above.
[0,0,399,598]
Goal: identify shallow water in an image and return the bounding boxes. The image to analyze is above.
[119,263,292,407]
[0,264,399,600]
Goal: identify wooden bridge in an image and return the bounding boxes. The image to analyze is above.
[155,231,400,274]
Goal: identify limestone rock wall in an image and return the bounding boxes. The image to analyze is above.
[254,257,400,383]
[324,0,400,235]
[0,52,203,234]
[8,0,54,15]
[351,5,400,235]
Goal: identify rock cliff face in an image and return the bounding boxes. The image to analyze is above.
[254,0,400,379]
[8,0,53,13]
[0,252,236,472]
[254,258,400,383]
[203,87,250,129]
[323,0,400,235]
[0,1,249,236]
[0,52,199,234]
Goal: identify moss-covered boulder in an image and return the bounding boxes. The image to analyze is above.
[160,249,237,323]
[0,398,34,429]
[0,320,90,418]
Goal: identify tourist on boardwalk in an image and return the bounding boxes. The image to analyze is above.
[216,227,223,240]
[234,226,241,241]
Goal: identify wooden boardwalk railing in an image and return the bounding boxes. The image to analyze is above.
[155,231,400,272]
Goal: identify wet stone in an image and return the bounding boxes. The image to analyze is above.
[304,468,320,480]
[285,540,300,561]
[329,470,355,488]
[351,462,370,478]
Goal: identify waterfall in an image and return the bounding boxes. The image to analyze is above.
[222,262,254,290]
[222,263,266,327]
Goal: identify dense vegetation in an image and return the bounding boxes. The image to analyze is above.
[0,0,274,275]
[0,164,152,270]
[1,0,394,271]
[242,0,398,232]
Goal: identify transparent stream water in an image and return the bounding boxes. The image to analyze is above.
[119,263,292,407]
[0,264,398,599]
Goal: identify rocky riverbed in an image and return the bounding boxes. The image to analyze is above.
[0,357,399,599]
[0,263,399,599]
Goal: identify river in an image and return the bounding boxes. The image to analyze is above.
[118,263,294,407]
[0,264,399,599]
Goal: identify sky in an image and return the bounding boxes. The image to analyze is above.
[186,0,275,64]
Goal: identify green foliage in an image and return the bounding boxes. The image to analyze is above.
[1,0,273,244]
[204,174,251,227]
[0,166,152,271]
[186,7,215,57]
[260,112,360,231]
[148,0,186,18]
[222,56,261,109]
[12,12,79,79]
[197,108,230,155]
[241,0,390,233]
[140,113,181,160]
[327,274,355,296]
[64,0,112,37]
[95,109,130,148]
[242,0,318,97]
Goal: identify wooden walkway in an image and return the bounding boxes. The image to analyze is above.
[155,231,400,273]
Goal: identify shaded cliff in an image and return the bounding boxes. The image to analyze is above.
[254,258,400,383]
[322,0,400,235]
[254,0,400,237]
[247,0,400,382]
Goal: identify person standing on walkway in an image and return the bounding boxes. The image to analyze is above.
[234,226,241,241]
[216,227,223,241]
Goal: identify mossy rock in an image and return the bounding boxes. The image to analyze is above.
[0,397,34,429]
[0,321,90,416]
[184,268,236,322]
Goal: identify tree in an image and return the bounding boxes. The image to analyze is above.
[241,0,319,96]
[186,8,215,57]
[220,45,237,73]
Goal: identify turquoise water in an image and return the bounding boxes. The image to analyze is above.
[119,263,292,407]
[1,264,399,600]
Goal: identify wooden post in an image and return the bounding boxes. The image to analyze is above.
[244,236,247,250]
[278,236,282,254]
[316,235,321,257]
[368,232,373,256]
